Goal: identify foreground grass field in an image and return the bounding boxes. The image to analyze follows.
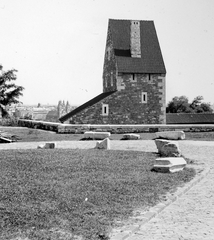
[1,126,214,142]
[0,149,195,240]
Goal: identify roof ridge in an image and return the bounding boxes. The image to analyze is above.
[109,18,153,22]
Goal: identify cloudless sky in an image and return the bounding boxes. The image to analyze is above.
[0,0,214,106]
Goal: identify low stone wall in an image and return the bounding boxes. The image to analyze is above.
[18,119,214,134]
[18,119,60,132]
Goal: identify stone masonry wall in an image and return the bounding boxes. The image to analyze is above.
[18,119,214,134]
[102,25,117,93]
[158,75,166,124]
[69,73,166,124]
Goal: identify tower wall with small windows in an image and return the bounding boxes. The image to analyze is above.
[62,19,166,124]
[69,73,166,124]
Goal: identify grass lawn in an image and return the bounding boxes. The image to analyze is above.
[185,131,214,141]
[0,149,195,240]
[0,127,83,142]
[0,127,156,142]
[1,126,214,142]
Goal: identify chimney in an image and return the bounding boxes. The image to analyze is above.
[130,20,141,58]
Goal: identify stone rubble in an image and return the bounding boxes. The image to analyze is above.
[95,138,110,150]
[155,130,185,140]
[155,139,181,157]
[37,142,56,149]
[84,131,111,140]
[121,133,140,140]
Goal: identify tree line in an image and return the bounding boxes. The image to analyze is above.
[166,95,213,113]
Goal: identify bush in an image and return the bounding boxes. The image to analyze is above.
[0,116,19,126]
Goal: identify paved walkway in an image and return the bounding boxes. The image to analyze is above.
[117,141,214,240]
[0,140,214,239]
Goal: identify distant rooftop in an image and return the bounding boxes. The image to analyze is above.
[166,113,214,124]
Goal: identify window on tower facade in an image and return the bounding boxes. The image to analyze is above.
[142,92,147,103]
[102,104,109,116]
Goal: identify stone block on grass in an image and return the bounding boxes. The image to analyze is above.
[155,139,181,157]
[153,157,187,173]
[84,131,111,140]
[155,131,185,140]
[84,131,95,139]
[37,142,56,149]
[155,139,171,153]
[121,133,140,140]
[0,136,12,143]
[95,138,110,150]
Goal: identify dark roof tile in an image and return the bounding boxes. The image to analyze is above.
[166,113,214,124]
[109,19,166,74]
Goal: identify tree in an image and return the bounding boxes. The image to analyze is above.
[166,95,213,113]
[0,65,24,117]
[189,96,203,110]
[166,96,192,113]
[198,102,213,113]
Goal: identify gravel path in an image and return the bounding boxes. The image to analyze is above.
[0,139,157,151]
[1,139,214,239]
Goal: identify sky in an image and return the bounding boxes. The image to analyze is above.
[0,0,214,106]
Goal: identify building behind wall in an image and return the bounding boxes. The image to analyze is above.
[60,19,166,124]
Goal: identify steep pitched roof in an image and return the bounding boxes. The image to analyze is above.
[166,113,214,124]
[109,19,166,74]
[59,91,116,123]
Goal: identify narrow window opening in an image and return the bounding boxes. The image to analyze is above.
[107,47,111,60]
[102,104,109,116]
[111,72,113,86]
[104,106,107,114]
[114,49,131,57]
[142,92,147,103]
[131,74,137,82]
